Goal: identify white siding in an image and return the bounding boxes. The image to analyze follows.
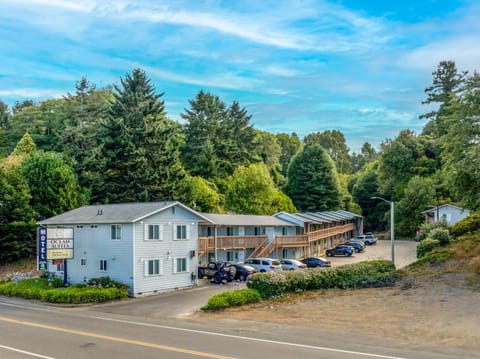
[61,224,134,289]
[133,205,199,296]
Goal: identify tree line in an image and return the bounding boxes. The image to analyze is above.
[1,61,478,263]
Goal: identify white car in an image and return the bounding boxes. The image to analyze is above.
[243,258,283,272]
[280,259,307,270]
[356,234,377,245]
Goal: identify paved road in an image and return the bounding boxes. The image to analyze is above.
[0,295,475,359]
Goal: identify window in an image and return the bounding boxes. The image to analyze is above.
[146,259,162,276]
[176,225,187,240]
[99,259,108,272]
[226,227,234,236]
[81,258,87,267]
[254,227,261,236]
[111,224,122,240]
[227,251,234,262]
[282,227,288,236]
[147,224,162,240]
[207,226,213,237]
[174,257,187,273]
[282,248,288,258]
[56,262,64,271]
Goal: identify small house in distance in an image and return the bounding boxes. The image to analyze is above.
[38,201,212,297]
[422,204,471,226]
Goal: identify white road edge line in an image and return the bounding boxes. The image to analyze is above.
[92,316,407,359]
[0,344,57,359]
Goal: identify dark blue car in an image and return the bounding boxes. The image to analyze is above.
[326,245,354,257]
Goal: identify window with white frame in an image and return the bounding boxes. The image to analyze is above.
[145,259,163,276]
[147,224,162,240]
[226,226,234,236]
[56,262,64,271]
[174,257,187,273]
[81,258,87,267]
[99,259,108,272]
[111,224,122,240]
[176,225,187,240]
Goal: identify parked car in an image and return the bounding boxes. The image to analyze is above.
[326,244,354,257]
[301,257,332,268]
[356,234,377,245]
[343,240,365,253]
[243,258,283,272]
[280,259,307,270]
[227,263,257,281]
[198,261,231,279]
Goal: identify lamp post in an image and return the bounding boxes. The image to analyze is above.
[372,196,395,266]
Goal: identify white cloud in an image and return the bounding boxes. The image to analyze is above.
[0,88,66,98]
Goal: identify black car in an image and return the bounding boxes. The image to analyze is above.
[343,241,365,253]
[301,257,332,268]
[227,264,257,281]
[326,245,354,257]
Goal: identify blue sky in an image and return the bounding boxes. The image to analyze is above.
[1,0,480,152]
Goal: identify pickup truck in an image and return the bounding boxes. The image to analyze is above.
[198,261,236,283]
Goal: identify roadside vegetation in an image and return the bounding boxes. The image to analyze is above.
[202,260,396,311]
[0,274,129,304]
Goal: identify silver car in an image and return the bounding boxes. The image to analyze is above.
[243,258,283,272]
[280,259,307,270]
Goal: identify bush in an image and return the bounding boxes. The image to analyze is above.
[0,277,129,303]
[450,212,480,237]
[201,289,261,311]
[427,227,451,246]
[417,238,440,258]
[247,260,396,299]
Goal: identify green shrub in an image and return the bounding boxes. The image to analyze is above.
[0,277,129,303]
[427,227,451,246]
[417,238,440,258]
[247,260,396,299]
[201,289,261,311]
[450,212,480,237]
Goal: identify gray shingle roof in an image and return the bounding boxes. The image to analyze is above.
[199,213,295,227]
[38,201,212,225]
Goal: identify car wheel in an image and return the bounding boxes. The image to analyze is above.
[260,269,266,272]
[327,252,333,257]
[239,274,246,281]
[347,252,352,257]
[213,273,222,284]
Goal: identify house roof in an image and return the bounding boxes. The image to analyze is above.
[421,204,470,215]
[38,201,213,225]
[199,213,295,227]
[274,210,362,226]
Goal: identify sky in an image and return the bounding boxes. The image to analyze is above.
[1,0,480,152]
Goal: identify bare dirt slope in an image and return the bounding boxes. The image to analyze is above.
[191,267,480,352]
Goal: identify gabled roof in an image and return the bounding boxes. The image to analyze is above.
[38,201,213,225]
[199,213,295,227]
[421,204,470,214]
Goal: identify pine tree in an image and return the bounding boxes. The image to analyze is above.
[91,69,188,203]
[285,144,341,211]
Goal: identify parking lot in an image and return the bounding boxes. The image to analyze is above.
[327,239,418,269]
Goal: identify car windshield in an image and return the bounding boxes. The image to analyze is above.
[272,260,281,265]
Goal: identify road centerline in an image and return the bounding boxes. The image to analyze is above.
[0,316,236,359]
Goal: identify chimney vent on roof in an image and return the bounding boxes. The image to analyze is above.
[97,209,103,215]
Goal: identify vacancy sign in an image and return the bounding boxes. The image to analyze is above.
[43,227,74,260]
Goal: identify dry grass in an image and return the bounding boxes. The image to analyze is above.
[0,258,38,281]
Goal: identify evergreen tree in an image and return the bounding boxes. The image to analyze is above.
[421,60,467,136]
[12,132,37,157]
[304,130,352,174]
[276,132,302,177]
[91,69,188,203]
[0,165,37,263]
[285,144,341,211]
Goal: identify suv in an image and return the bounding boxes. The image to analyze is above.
[356,234,377,245]
[326,244,354,257]
[243,258,283,272]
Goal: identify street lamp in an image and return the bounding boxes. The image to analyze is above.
[371,196,395,266]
